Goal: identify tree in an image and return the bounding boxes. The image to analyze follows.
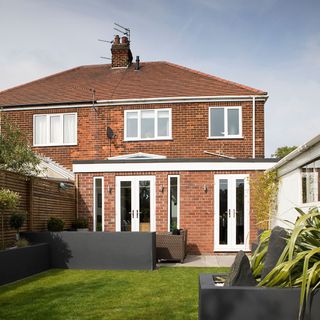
[272,146,297,159]
[0,119,41,176]
[0,188,20,249]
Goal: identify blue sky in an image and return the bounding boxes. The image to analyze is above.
[1,0,320,156]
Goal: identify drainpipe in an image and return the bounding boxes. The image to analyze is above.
[252,96,256,159]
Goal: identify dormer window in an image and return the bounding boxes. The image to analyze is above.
[209,107,242,139]
[124,109,172,141]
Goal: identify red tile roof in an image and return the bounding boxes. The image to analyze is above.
[0,61,267,107]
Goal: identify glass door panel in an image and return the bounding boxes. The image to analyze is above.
[236,179,245,245]
[120,181,132,231]
[219,179,228,245]
[139,180,150,232]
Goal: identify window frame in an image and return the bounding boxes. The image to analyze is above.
[167,175,180,232]
[124,108,172,141]
[208,106,242,139]
[33,112,77,147]
[300,158,320,205]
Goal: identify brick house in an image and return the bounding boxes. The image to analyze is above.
[0,35,276,254]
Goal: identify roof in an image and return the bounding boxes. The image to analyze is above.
[270,133,320,175]
[0,61,267,108]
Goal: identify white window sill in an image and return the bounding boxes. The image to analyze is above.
[207,136,244,140]
[124,138,173,142]
[33,143,78,147]
[299,202,320,208]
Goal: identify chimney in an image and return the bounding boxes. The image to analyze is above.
[111,34,133,68]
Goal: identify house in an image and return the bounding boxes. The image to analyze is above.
[271,134,320,228]
[0,35,276,254]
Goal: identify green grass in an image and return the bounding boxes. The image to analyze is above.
[0,267,227,320]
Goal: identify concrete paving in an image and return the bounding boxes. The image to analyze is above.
[157,254,236,267]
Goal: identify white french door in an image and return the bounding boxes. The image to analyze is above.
[214,174,250,251]
[115,176,156,232]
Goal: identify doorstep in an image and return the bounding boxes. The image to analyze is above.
[157,254,236,267]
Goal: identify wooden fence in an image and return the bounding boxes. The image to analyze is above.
[0,170,76,247]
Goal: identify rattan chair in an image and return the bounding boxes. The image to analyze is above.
[156,229,188,263]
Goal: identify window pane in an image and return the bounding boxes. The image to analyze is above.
[49,116,60,144]
[228,109,240,135]
[63,114,76,144]
[121,181,131,231]
[301,160,319,203]
[94,178,103,232]
[236,179,244,245]
[35,115,47,145]
[141,110,155,138]
[169,177,178,231]
[139,180,150,232]
[210,108,224,137]
[158,110,169,137]
[126,112,138,138]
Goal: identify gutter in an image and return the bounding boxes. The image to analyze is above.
[1,95,268,111]
[252,96,256,158]
[269,133,320,171]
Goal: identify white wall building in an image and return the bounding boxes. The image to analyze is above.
[271,134,320,228]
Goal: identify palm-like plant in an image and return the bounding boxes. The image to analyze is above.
[254,208,320,319]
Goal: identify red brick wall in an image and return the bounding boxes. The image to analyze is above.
[77,170,260,254]
[3,100,265,169]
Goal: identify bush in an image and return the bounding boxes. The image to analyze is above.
[74,217,88,229]
[16,238,29,248]
[10,212,26,231]
[0,189,20,210]
[47,217,64,232]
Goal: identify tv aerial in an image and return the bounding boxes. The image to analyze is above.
[113,22,130,41]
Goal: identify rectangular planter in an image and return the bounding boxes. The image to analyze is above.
[23,231,156,270]
[199,274,320,320]
[0,243,50,285]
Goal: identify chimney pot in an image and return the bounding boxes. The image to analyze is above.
[114,35,120,44]
[121,36,128,44]
[135,56,140,70]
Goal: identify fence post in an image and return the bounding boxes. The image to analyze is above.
[28,178,34,231]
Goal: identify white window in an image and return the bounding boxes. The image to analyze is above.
[33,113,77,146]
[124,109,172,141]
[301,159,320,204]
[209,107,242,139]
[168,175,180,231]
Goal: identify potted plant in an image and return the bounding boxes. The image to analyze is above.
[0,188,20,249]
[75,217,88,232]
[9,212,26,240]
[47,217,64,232]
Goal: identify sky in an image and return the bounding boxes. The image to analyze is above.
[0,0,320,156]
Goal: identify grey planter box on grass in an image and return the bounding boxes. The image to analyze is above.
[199,274,320,320]
[23,231,156,270]
[0,243,50,286]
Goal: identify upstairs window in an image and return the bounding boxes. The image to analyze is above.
[301,159,320,204]
[124,109,171,140]
[33,113,77,146]
[209,107,242,138]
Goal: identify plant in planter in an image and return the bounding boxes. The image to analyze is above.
[253,208,320,319]
[47,217,64,232]
[0,188,20,249]
[74,217,88,231]
[9,212,26,241]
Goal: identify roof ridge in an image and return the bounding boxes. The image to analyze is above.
[162,61,267,95]
[0,65,85,95]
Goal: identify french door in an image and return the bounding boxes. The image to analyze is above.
[214,174,250,251]
[115,176,156,232]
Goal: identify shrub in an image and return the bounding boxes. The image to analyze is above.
[16,238,29,248]
[47,217,64,232]
[10,212,26,240]
[74,217,88,229]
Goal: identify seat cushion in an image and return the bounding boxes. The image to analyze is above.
[224,251,257,287]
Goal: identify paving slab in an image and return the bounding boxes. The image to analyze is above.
[157,254,236,268]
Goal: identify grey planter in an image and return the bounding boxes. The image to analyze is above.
[23,231,156,270]
[0,243,50,285]
[199,274,320,320]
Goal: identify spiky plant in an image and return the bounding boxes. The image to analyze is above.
[257,208,320,319]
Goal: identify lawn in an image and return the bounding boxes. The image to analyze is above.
[0,267,227,320]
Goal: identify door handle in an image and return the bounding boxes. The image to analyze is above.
[233,209,236,218]
[228,209,231,218]
[136,210,140,219]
